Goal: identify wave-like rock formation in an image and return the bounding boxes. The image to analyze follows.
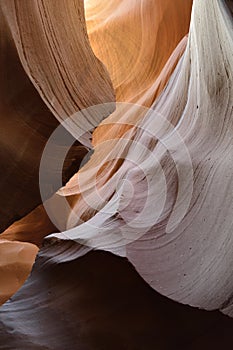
[47,0,233,315]
[0,0,114,231]
[1,0,233,348]
[0,0,114,309]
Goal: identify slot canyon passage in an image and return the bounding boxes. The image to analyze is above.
[0,0,233,349]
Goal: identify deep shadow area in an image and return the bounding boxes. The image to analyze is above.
[0,243,233,349]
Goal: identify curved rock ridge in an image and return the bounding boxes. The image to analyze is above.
[0,0,115,310]
[47,0,233,316]
[0,0,193,309]
[1,0,115,138]
[0,0,192,313]
[1,0,233,348]
[0,0,115,231]
[1,0,192,245]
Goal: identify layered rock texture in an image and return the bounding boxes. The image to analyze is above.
[0,0,115,306]
[1,0,233,349]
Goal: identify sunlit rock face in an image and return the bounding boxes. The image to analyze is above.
[85,0,192,104]
[0,240,38,305]
[1,0,233,348]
